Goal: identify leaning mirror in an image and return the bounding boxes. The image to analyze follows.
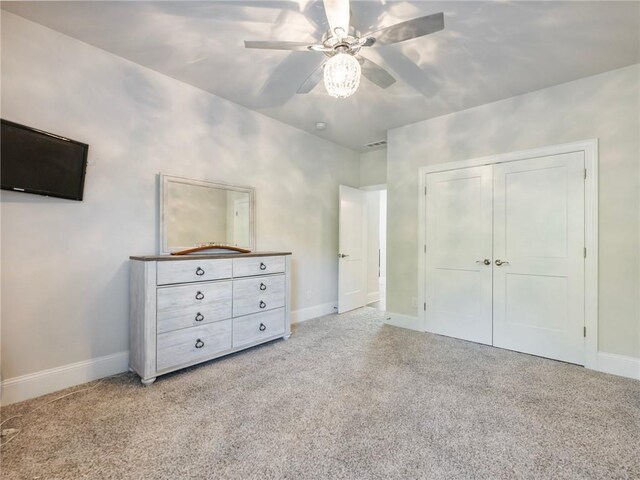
[159,174,255,254]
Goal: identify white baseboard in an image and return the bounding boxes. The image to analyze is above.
[1,351,129,406]
[596,352,640,381]
[291,301,337,324]
[384,312,422,332]
[366,292,380,304]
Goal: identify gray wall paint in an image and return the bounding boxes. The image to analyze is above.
[360,149,387,186]
[0,13,359,379]
[387,64,640,358]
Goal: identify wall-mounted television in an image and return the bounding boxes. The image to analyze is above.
[1,119,89,201]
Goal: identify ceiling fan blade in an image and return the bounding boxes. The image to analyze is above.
[244,40,321,51]
[323,0,350,38]
[367,12,444,47]
[358,56,396,89]
[374,48,439,98]
[256,54,325,108]
[297,62,326,94]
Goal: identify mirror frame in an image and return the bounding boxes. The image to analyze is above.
[159,173,256,254]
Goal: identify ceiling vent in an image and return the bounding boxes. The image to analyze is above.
[364,140,387,149]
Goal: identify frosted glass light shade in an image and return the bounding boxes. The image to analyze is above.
[323,52,361,98]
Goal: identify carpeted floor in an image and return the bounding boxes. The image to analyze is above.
[1,307,639,479]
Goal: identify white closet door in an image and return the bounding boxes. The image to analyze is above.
[492,152,585,364]
[425,166,493,345]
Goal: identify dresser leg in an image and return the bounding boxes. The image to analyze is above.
[283,333,291,340]
[141,377,156,386]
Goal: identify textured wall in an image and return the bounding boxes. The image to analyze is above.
[360,149,387,187]
[0,13,360,379]
[387,64,640,358]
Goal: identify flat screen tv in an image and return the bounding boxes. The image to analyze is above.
[1,119,89,201]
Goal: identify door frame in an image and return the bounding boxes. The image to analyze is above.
[417,139,599,369]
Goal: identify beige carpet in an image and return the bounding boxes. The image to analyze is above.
[1,307,639,479]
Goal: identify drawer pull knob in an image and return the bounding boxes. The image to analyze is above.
[195,291,205,300]
[259,323,266,331]
[260,262,267,270]
[195,312,204,322]
[195,267,205,276]
[259,301,267,309]
[260,283,267,291]
[195,339,205,349]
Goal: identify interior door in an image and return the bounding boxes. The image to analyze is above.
[233,199,250,247]
[492,152,585,364]
[338,185,367,313]
[425,166,493,344]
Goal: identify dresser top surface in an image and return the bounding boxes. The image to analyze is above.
[130,251,291,262]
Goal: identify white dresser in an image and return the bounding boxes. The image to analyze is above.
[129,252,291,385]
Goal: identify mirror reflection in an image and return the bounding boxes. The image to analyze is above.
[161,175,254,253]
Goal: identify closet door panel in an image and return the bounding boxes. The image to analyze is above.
[493,152,585,364]
[425,166,493,345]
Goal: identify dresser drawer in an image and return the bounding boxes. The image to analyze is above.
[233,256,285,278]
[233,274,285,317]
[157,281,232,333]
[157,320,232,372]
[233,308,286,349]
[157,259,232,285]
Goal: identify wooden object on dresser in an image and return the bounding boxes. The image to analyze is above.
[129,252,292,385]
[171,245,251,255]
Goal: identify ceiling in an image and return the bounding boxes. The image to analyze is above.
[2,1,639,152]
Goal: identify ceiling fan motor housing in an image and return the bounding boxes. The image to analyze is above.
[318,26,365,57]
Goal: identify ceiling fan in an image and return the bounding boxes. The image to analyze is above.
[244,0,444,98]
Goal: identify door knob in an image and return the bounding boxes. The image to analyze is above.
[495,259,510,266]
[338,254,350,258]
[475,259,491,265]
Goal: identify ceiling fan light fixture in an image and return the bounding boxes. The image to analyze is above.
[323,52,361,98]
